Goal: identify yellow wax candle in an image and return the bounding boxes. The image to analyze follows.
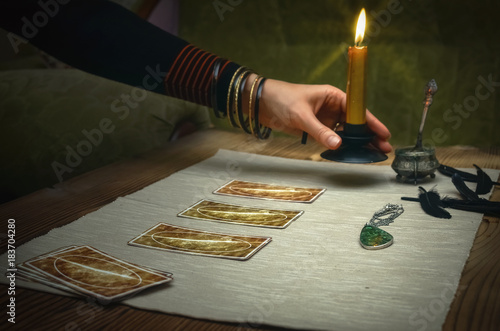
[346,9,367,125]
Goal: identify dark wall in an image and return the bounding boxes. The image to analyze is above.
[180,0,500,147]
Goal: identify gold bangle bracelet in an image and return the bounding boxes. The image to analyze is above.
[232,69,252,129]
[248,75,262,136]
[226,66,247,128]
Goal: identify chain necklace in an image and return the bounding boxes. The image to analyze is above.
[360,203,404,250]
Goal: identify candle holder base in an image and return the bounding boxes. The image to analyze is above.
[320,124,387,164]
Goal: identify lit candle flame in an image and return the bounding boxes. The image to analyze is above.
[355,8,366,46]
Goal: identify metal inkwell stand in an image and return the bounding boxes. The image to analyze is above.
[391,79,440,184]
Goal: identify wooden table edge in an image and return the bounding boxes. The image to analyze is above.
[0,129,499,330]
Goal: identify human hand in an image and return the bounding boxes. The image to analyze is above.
[255,78,392,153]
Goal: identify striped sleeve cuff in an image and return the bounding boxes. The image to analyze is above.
[163,44,240,112]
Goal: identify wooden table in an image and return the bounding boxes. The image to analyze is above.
[1,129,499,330]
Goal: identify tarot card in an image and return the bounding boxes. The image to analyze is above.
[23,245,173,301]
[16,269,81,295]
[213,179,325,202]
[178,199,303,228]
[22,246,77,264]
[17,246,79,280]
[128,223,271,260]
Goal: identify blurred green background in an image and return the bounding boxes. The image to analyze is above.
[179,0,500,147]
[0,0,498,202]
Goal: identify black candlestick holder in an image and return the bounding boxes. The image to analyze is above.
[320,123,387,163]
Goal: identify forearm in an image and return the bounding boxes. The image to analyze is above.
[0,0,241,112]
[0,1,390,149]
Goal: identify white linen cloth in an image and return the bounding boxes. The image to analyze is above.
[2,149,497,331]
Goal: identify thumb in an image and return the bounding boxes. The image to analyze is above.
[305,117,342,150]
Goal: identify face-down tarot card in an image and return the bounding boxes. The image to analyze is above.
[128,223,271,260]
[213,180,325,203]
[178,199,303,228]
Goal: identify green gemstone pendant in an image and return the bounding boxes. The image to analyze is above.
[359,224,394,250]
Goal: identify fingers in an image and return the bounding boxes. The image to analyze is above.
[298,85,346,150]
[365,110,392,152]
[260,81,391,153]
[371,137,393,153]
[305,112,391,153]
[366,110,391,141]
[297,115,392,153]
[302,114,342,150]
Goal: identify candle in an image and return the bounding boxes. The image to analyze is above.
[346,8,367,126]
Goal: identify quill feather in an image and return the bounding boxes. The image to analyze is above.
[473,164,493,195]
[438,164,500,187]
[417,187,451,219]
[438,164,477,182]
[402,194,500,217]
[451,173,480,201]
[441,197,500,217]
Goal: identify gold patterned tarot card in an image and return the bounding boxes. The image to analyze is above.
[18,246,79,280]
[213,180,325,202]
[16,269,81,295]
[128,223,271,260]
[24,246,173,301]
[178,200,303,228]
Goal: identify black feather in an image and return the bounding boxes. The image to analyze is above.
[441,197,500,217]
[401,197,419,203]
[473,164,493,195]
[438,164,477,182]
[451,173,480,201]
[417,187,451,219]
[438,164,500,187]
[402,189,500,218]
[421,186,445,206]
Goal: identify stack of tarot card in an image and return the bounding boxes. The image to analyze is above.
[16,245,173,302]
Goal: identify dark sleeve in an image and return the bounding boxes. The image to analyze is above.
[0,0,240,110]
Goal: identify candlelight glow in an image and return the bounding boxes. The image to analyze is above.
[355,8,366,46]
